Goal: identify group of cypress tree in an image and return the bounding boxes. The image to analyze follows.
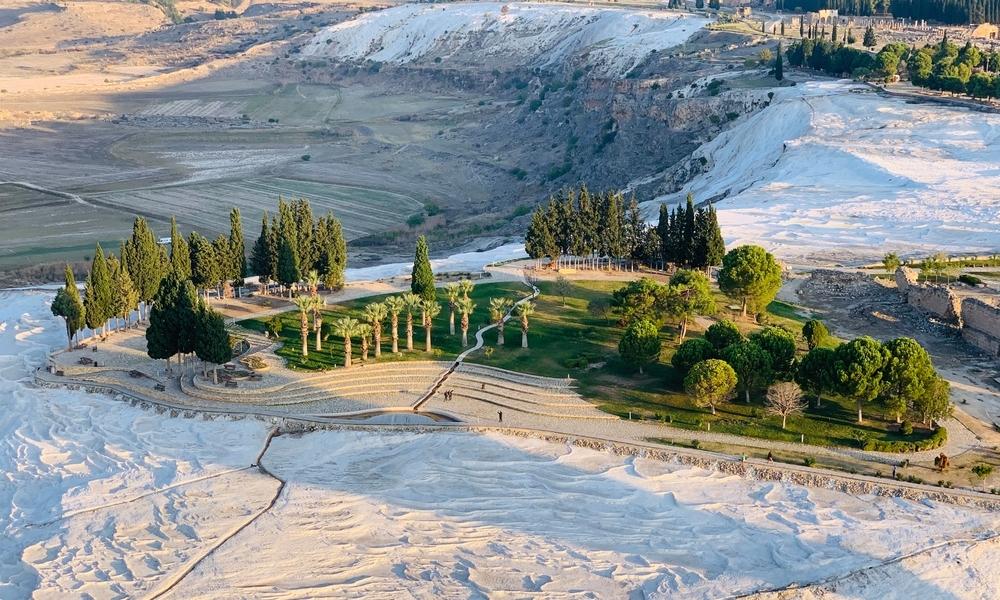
[524,187,658,270]
[524,186,724,272]
[655,194,726,271]
[250,198,347,296]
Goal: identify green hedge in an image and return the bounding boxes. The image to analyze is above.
[863,427,947,453]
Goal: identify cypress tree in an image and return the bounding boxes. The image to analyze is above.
[250,212,273,285]
[625,196,644,262]
[775,42,784,81]
[316,214,347,290]
[601,192,626,266]
[277,236,301,296]
[125,217,163,321]
[84,243,114,337]
[411,235,435,302]
[169,217,191,280]
[175,278,199,356]
[188,232,218,294]
[146,273,197,368]
[692,208,710,269]
[577,186,597,264]
[228,207,246,283]
[667,207,684,265]
[656,203,670,267]
[51,265,86,349]
[212,235,231,290]
[526,208,559,265]
[705,205,726,268]
[194,302,232,384]
[683,193,696,265]
[292,199,315,274]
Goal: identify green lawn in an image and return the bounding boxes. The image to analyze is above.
[238,281,529,370]
[467,279,937,450]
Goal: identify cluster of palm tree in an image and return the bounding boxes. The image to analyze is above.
[287,277,539,368]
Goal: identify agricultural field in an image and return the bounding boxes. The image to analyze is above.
[0,184,139,269]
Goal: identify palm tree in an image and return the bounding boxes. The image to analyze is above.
[331,317,361,368]
[445,282,461,335]
[292,295,316,357]
[456,297,476,347]
[384,295,405,353]
[421,299,442,352]
[358,324,372,362]
[516,301,535,348]
[402,293,421,351]
[489,297,514,345]
[459,278,474,300]
[362,301,387,358]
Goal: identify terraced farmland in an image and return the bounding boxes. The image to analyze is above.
[0,184,140,268]
[86,177,424,240]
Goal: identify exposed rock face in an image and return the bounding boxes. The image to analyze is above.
[962,298,1000,357]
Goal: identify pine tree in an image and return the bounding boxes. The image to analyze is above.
[411,235,435,302]
[84,243,114,337]
[683,193,696,265]
[228,207,246,284]
[51,265,86,349]
[774,42,784,80]
[169,217,191,280]
[250,212,273,286]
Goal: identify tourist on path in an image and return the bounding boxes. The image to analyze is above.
[498,410,503,423]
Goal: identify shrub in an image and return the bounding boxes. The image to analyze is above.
[301,154,311,161]
[406,213,426,228]
[691,440,701,449]
[959,274,983,286]
[803,456,816,467]
[900,421,914,436]
[861,427,947,453]
[972,464,994,479]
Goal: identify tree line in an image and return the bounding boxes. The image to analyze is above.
[525,186,725,272]
[250,198,347,296]
[51,199,349,378]
[777,0,1000,24]
[788,35,1000,99]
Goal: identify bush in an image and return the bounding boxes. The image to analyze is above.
[803,456,816,467]
[406,213,426,228]
[301,154,311,161]
[972,463,994,479]
[900,421,914,436]
[691,440,701,449]
[861,427,947,453]
[959,274,983,286]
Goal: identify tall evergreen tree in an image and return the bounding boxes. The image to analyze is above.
[51,265,86,349]
[292,199,315,274]
[169,217,191,280]
[146,273,197,369]
[704,204,726,268]
[682,193,696,265]
[188,232,219,295]
[212,235,231,290]
[316,214,347,290]
[108,256,138,331]
[228,207,246,284]
[625,196,645,262]
[84,243,114,337]
[775,42,784,80]
[411,235,436,302]
[194,302,233,384]
[250,212,274,286]
[691,207,711,269]
[656,203,670,267]
[124,217,163,321]
[277,236,301,296]
[602,192,626,266]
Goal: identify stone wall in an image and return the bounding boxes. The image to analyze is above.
[894,267,962,323]
[962,298,1000,357]
[893,267,1000,357]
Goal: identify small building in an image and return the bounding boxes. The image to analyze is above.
[736,6,752,18]
[806,9,839,25]
[763,19,783,34]
[971,23,999,39]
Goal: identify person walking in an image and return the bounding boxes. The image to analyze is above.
[498,410,503,423]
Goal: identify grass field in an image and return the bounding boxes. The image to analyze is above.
[239,281,530,370]
[467,279,934,449]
